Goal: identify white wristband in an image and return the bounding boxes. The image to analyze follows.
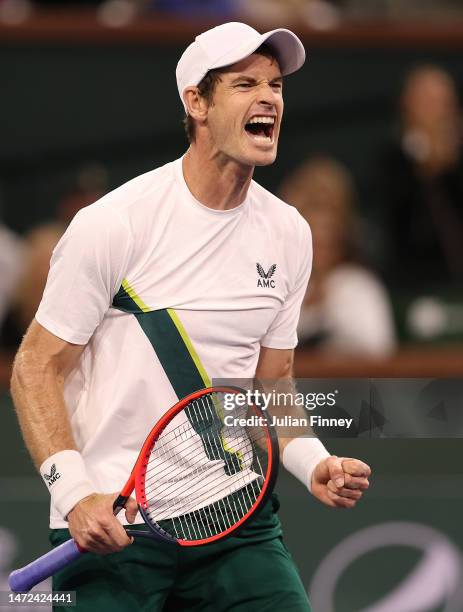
[282,437,330,493]
[40,450,96,519]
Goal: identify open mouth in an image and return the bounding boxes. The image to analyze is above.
[244,116,275,143]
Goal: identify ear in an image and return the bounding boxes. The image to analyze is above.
[183,87,210,124]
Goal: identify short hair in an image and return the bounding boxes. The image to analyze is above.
[183,43,279,144]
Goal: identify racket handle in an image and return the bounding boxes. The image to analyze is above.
[8,538,82,593]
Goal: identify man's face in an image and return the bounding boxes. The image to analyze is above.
[204,53,284,167]
[402,69,459,128]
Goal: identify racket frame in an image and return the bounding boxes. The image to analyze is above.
[117,385,279,546]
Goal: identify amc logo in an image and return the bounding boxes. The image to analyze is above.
[257,263,276,289]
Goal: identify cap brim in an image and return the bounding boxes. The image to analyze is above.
[209,28,306,77]
[260,28,306,76]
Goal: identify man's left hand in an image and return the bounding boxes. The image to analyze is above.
[311,456,371,509]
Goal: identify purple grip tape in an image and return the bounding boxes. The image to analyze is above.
[8,538,82,593]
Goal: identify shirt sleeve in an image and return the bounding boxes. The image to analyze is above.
[35,203,132,345]
[260,216,312,349]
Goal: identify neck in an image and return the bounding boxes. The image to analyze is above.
[182,145,254,211]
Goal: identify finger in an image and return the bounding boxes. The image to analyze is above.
[326,488,356,508]
[111,521,133,548]
[326,488,356,509]
[86,539,123,555]
[99,495,133,548]
[80,526,121,554]
[343,474,370,490]
[125,497,138,524]
[327,480,362,500]
[340,459,371,478]
[83,540,116,555]
[99,515,132,550]
[110,492,127,514]
[326,456,345,488]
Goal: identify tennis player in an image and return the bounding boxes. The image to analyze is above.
[11,22,371,611]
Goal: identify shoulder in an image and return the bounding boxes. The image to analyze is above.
[250,179,311,239]
[67,159,178,237]
[93,159,177,218]
[65,200,129,243]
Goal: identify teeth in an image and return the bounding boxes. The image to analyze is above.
[247,116,275,125]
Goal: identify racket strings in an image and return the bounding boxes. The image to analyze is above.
[156,480,262,541]
[146,444,262,518]
[142,394,243,477]
[146,438,258,515]
[141,392,270,541]
[144,415,253,487]
[144,394,249,486]
[188,397,244,475]
[143,421,243,489]
[144,396,263,505]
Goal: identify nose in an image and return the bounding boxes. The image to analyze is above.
[257,81,279,107]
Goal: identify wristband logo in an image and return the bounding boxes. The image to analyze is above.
[43,464,61,487]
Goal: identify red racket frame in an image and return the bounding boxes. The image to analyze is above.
[117,386,278,546]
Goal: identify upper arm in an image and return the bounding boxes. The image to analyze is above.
[13,319,86,384]
[260,215,312,351]
[35,203,132,346]
[255,346,294,380]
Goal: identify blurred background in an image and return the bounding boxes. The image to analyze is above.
[1,1,463,610]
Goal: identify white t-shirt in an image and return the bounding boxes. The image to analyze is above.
[36,157,312,527]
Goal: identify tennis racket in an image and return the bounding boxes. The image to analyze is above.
[9,386,279,592]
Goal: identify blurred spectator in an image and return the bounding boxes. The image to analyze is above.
[280,155,396,357]
[0,223,24,388]
[21,0,463,23]
[0,224,23,328]
[151,0,235,17]
[346,0,463,22]
[12,223,67,335]
[377,65,463,290]
[0,164,107,353]
[237,0,342,29]
[33,0,103,4]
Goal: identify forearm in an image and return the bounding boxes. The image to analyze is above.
[11,347,97,518]
[254,349,306,450]
[253,374,317,450]
[253,373,329,490]
[11,348,77,469]
[254,348,370,505]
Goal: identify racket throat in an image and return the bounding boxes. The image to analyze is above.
[113,494,130,515]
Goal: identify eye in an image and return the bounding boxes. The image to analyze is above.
[271,82,283,91]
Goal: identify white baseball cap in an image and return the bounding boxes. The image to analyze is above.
[176,22,306,112]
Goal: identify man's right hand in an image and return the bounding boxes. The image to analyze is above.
[67,493,138,554]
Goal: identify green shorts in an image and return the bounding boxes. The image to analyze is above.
[50,495,311,612]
